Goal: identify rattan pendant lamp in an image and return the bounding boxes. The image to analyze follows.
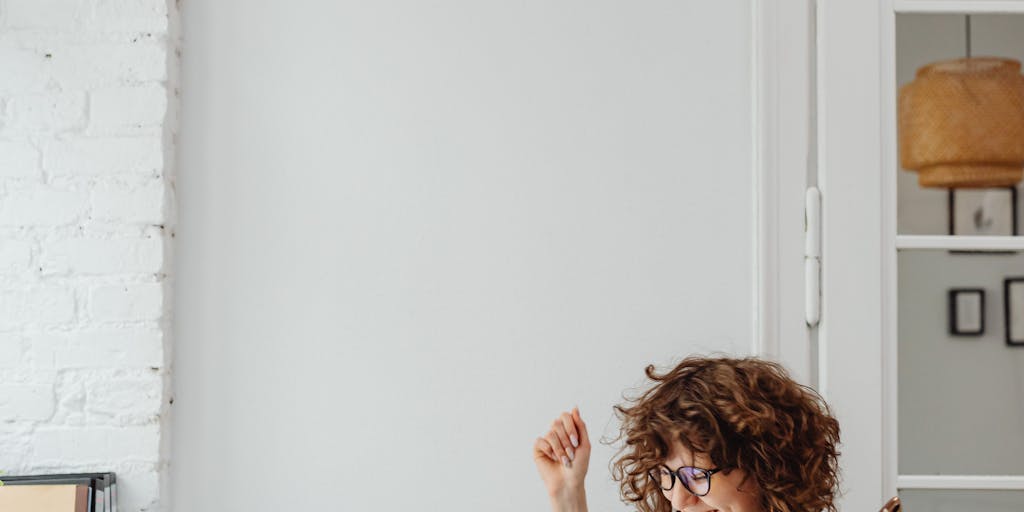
[898,16,1024,188]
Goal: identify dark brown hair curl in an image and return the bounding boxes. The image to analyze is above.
[608,356,840,512]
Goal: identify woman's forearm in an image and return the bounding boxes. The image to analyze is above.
[548,487,588,512]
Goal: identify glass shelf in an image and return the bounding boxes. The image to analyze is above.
[896,235,1024,251]
[898,475,1024,490]
[895,1,1024,14]
[898,489,1024,511]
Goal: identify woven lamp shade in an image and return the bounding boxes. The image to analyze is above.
[898,57,1024,188]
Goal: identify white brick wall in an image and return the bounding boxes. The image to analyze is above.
[0,0,177,510]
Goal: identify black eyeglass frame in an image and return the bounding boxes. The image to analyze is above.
[648,464,724,497]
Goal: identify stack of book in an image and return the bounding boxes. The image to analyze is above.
[0,473,116,512]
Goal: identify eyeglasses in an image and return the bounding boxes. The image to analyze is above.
[647,464,724,497]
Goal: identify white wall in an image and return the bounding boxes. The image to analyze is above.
[174,2,754,511]
[0,1,177,510]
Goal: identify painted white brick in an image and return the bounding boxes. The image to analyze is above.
[43,137,162,176]
[0,42,164,93]
[117,470,160,512]
[53,328,163,368]
[24,333,64,369]
[89,85,167,133]
[0,48,54,95]
[50,44,166,88]
[0,424,33,471]
[3,92,86,135]
[90,179,164,223]
[0,239,33,273]
[0,288,76,330]
[91,0,168,33]
[31,425,160,463]
[0,184,89,226]
[88,284,163,322]
[0,1,176,507]
[0,141,41,178]
[51,368,86,424]
[0,382,55,421]
[5,0,89,30]
[0,333,28,368]
[40,236,163,275]
[86,372,161,422]
[0,368,37,384]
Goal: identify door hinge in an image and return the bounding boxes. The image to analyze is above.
[805,187,821,327]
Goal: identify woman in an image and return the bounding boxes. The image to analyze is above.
[533,356,840,512]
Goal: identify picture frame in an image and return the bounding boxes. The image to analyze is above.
[1005,278,1024,346]
[948,288,985,336]
[947,187,1018,237]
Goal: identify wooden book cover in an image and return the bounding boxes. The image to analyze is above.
[0,484,90,512]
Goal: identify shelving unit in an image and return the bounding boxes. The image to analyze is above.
[885,0,1024,502]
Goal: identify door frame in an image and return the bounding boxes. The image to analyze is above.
[756,1,891,509]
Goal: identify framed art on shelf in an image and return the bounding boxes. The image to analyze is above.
[948,288,984,336]
[1004,278,1024,346]
[948,188,1018,237]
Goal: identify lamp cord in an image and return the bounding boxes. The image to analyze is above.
[965,14,972,58]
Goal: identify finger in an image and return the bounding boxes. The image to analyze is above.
[534,437,557,462]
[560,411,580,450]
[551,417,575,462]
[545,430,571,468]
[572,406,590,447]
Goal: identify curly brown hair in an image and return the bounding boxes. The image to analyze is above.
[608,356,840,512]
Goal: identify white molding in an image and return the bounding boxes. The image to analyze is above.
[753,0,778,360]
[753,0,815,387]
[896,235,1024,251]
[894,1,1024,14]
[880,0,900,501]
[898,475,1024,490]
[815,0,829,399]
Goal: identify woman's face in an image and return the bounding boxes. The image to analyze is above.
[659,441,763,512]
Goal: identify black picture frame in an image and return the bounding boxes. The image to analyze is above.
[947,187,1018,236]
[949,288,985,336]
[1004,278,1024,346]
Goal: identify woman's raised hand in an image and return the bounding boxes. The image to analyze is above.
[533,407,591,502]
